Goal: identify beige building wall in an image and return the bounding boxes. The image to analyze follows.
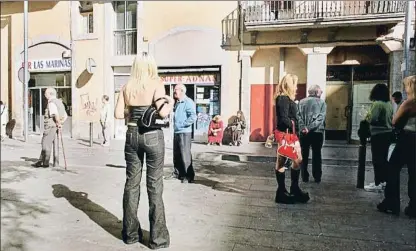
[1,16,10,105]
[70,2,106,139]
[1,1,71,136]
[142,1,241,141]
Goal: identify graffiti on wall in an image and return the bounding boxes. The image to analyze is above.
[80,93,98,117]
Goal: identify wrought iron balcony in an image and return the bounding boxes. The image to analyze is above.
[244,1,406,26]
[222,1,406,47]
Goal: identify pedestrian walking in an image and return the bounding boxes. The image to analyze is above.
[273,74,309,204]
[378,75,416,218]
[0,101,8,141]
[34,88,68,168]
[114,53,173,249]
[100,95,110,146]
[167,84,197,183]
[364,84,393,192]
[297,85,327,183]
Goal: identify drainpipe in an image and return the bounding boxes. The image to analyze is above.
[23,0,29,142]
[238,0,244,110]
[69,2,74,139]
[403,0,414,78]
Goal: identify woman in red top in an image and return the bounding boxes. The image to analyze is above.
[207,115,224,145]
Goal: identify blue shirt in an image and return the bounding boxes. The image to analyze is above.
[173,96,197,134]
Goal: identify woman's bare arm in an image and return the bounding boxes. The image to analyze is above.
[114,87,126,119]
[154,82,174,118]
[392,99,410,129]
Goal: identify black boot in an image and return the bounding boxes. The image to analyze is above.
[377,199,400,216]
[290,169,310,203]
[275,171,295,204]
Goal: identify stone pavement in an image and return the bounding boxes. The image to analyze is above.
[1,137,414,251]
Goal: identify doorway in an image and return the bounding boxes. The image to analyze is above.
[164,83,221,142]
[326,64,388,143]
[28,72,72,136]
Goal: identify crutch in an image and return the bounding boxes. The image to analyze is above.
[59,129,68,170]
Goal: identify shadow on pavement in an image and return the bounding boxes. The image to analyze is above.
[106,164,126,168]
[1,164,49,251]
[21,157,39,162]
[78,139,102,146]
[52,184,132,242]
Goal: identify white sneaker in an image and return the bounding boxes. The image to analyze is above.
[102,142,110,147]
[364,182,383,192]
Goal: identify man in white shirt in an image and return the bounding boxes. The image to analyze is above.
[0,101,8,141]
[100,95,110,146]
[34,88,67,168]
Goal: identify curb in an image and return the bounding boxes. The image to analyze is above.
[193,152,372,166]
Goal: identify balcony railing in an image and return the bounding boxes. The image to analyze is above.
[222,8,240,47]
[244,1,406,24]
[114,29,137,56]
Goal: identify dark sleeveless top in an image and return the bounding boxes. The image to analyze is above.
[128,106,160,133]
[128,106,148,122]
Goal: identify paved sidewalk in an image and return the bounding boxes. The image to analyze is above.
[1,138,414,251]
[2,135,372,167]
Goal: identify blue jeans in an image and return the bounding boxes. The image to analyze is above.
[122,126,170,249]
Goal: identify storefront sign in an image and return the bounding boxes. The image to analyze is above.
[22,58,72,72]
[161,74,216,85]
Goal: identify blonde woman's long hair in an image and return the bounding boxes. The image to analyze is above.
[404,75,416,101]
[274,74,298,101]
[124,53,159,99]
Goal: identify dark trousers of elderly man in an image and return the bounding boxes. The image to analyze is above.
[300,132,324,183]
[173,133,195,183]
[297,87,327,183]
[35,125,59,168]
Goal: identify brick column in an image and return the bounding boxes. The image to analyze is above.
[299,46,334,101]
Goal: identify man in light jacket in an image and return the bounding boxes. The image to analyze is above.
[297,85,327,183]
[169,84,197,183]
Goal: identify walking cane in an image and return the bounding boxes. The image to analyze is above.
[59,129,68,170]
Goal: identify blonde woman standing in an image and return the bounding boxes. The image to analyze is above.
[378,75,416,218]
[274,74,310,204]
[115,53,174,249]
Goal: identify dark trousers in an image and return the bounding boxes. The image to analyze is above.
[232,130,242,144]
[300,132,324,181]
[122,127,169,249]
[173,132,195,181]
[384,131,416,209]
[370,132,392,185]
[39,127,58,166]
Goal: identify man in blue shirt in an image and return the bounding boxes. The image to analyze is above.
[169,84,197,183]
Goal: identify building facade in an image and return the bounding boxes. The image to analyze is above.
[222,0,415,143]
[1,1,240,143]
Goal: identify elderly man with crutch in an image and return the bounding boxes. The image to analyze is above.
[34,88,68,168]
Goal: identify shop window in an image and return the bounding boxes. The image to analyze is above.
[113,1,137,55]
[79,1,94,34]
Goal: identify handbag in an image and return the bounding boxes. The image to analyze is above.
[138,97,169,129]
[274,121,302,161]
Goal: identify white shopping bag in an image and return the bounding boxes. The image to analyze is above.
[388,143,396,162]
